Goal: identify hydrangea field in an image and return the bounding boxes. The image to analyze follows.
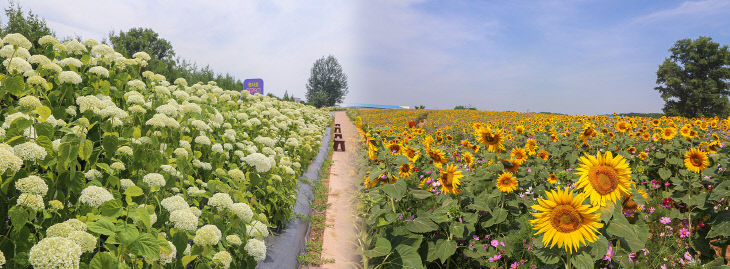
[353,109,729,268]
[0,33,330,268]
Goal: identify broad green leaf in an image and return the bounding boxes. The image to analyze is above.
[482,207,508,228]
[393,244,424,269]
[381,179,407,200]
[8,206,30,228]
[128,233,160,258]
[35,106,52,121]
[5,75,26,96]
[449,222,465,239]
[435,239,457,264]
[364,236,391,258]
[405,217,438,233]
[102,135,118,159]
[172,230,189,258]
[117,224,140,245]
[410,189,433,199]
[87,218,116,235]
[125,186,144,197]
[89,252,118,269]
[590,236,609,261]
[182,255,198,267]
[571,252,594,269]
[79,139,94,161]
[658,168,672,180]
[35,122,54,137]
[99,199,123,218]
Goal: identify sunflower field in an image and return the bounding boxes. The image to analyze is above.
[355,109,729,268]
[0,33,330,268]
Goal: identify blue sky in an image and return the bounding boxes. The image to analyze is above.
[4,0,730,115]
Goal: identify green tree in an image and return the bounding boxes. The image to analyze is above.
[306,55,348,107]
[655,36,730,118]
[0,1,54,55]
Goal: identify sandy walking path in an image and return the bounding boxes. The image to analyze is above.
[320,111,361,268]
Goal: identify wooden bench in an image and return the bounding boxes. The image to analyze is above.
[334,123,341,133]
[333,138,345,151]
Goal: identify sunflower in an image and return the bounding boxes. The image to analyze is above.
[641,132,651,140]
[622,188,648,212]
[403,146,420,162]
[367,144,378,161]
[680,124,692,137]
[501,158,521,173]
[661,127,676,140]
[530,187,603,253]
[438,164,463,195]
[510,147,528,165]
[525,138,538,155]
[364,173,378,188]
[575,151,633,207]
[706,141,720,154]
[579,124,595,140]
[616,121,631,132]
[684,148,709,173]
[387,140,403,155]
[547,173,557,184]
[463,152,474,167]
[399,162,414,178]
[537,149,550,160]
[474,126,505,152]
[427,147,447,169]
[496,171,518,193]
[627,146,636,154]
[469,143,480,153]
[638,152,648,161]
[515,125,525,134]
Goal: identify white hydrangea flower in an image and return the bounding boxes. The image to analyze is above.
[146,113,180,129]
[161,195,189,212]
[226,234,242,246]
[46,223,74,237]
[110,162,126,171]
[63,40,86,55]
[27,75,47,86]
[127,79,146,91]
[132,51,151,61]
[243,153,272,173]
[228,169,245,181]
[116,146,133,156]
[67,231,96,253]
[88,66,109,77]
[179,140,191,149]
[187,186,206,196]
[245,238,267,261]
[143,173,166,187]
[83,38,99,47]
[78,186,114,208]
[15,175,48,195]
[28,237,82,269]
[17,193,44,210]
[169,208,198,231]
[65,106,77,117]
[63,218,87,232]
[13,142,47,161]
[18,96,42,109]
[212,143,224,153]
[84,169,102,181]
[231,203,253,222]
[208,193,233,211]
[2,57,32,74]
[120,179,135,190]
[28,54,51,65]
[0,143,24,174]
[90,44,114,57]
[212,250,232,269]
[194,135,211,145]
[173,148,188,158]
[39,35,59,46]
[193,225,221,246]
[127,104,146,114]
[59,71,82,84]
[3,33,32,49]
[246,220,269,239]
[58,58,82,68]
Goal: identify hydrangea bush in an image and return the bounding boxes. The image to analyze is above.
[0,33,330,268]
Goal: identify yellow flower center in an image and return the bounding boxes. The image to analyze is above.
[550,205,583,233]
[589,165,619,195]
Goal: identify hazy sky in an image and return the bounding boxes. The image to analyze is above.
[4,0,730,115]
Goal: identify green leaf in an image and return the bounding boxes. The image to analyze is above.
[128,233,160,258]
[125,186,144,197]
[89,252,118,269]
[709,180,730,201]
[658,168,672,180]
[34,122,54,138]
[606,209,648,252]
[102,135,118,159]
[381,179,407,200]
[5,75,26,96]
[707,210,730,238]
[79,139,94,161]
[405,217,438,233]
[482,208,508,228]
[35,106,52,121]
[364,236,391,257]
[589,236,609,261]
[571,252,593,269]
[117,224,140,246]
[410,189,433,199]
[181,255,198,267]
[533,245,561,264]
[87,218,116,235]
[393,244,424,269]
[99,199,123,218]
[8,206,30,228]
[449,222,465,239]
[435,239,457,264]
[172,231,189,258]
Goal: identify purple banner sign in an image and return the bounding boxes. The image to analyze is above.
[243,78,264,95]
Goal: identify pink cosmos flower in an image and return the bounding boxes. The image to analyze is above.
[679,228,690,238]
[659,217,671,224]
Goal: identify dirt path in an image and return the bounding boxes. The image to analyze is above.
[320,111,361,268]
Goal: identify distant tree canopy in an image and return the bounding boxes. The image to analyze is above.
[306,55,348,107]
[108,28,243,91]
[0,2,53,55]
[655,36,730,118]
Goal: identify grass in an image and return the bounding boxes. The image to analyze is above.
[298,125,336,267]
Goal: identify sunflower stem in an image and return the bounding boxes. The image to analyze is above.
[565,252,572,269]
